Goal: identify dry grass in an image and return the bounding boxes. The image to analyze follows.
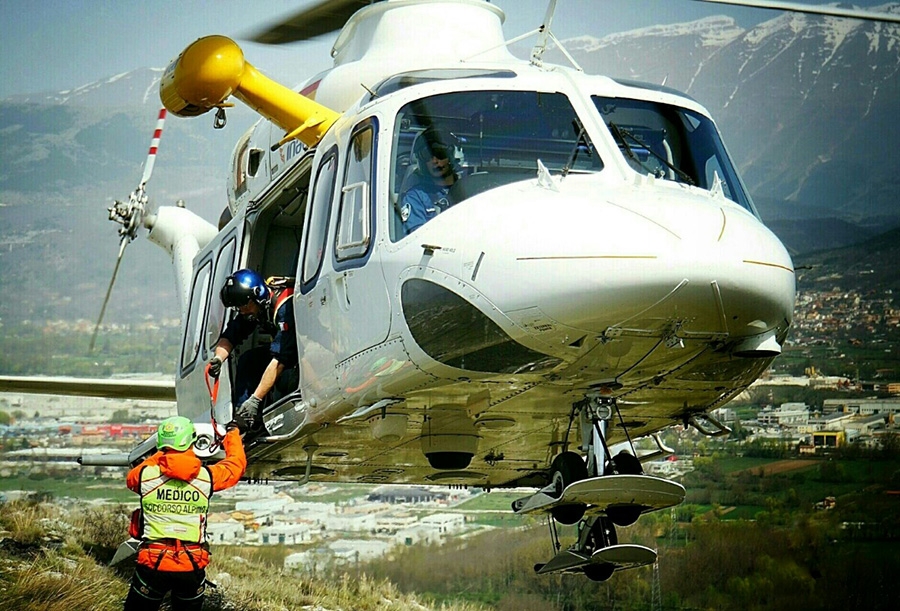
[0,500,487,611]
[208,559,487,611]
[0,498,48,546]
[0,548,126,611]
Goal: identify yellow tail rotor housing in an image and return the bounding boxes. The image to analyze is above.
[160,35,339,148]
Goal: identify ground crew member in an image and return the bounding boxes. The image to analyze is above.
[209,269,298,431]
[123,415,247,611]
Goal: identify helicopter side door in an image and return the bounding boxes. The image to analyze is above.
[175,228,240,424]
[297,147,341,402]
[297,118,392,407]
[329,118,391,363]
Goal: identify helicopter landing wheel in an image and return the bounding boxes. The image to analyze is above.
[549,451,588,525]
[584,562,615,582]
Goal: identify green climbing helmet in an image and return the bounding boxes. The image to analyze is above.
[156,416,197,452]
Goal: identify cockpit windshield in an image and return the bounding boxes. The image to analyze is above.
[390,90,602,241]
[593,96,755,214]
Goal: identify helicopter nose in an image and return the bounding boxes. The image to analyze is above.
[500,187,794,344]
[435,180,795,348]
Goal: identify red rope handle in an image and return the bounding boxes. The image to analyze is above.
[204,362,220,402]
[205,362,225,450]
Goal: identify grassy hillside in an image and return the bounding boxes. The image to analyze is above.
[3,452,899,610]
[0,498,487,611]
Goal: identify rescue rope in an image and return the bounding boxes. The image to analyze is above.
[204,362,226,452]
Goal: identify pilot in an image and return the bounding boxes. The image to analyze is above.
[209,269,298,431]
[123,415,247,611]
[400,127,460,235]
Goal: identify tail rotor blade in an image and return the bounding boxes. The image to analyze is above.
[139,108,167,188]
[93,108,167,353]
[89,237,128,353]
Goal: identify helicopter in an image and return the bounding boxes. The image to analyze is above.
[1,0,894,581]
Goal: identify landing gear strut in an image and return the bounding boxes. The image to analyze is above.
[514,395,685,579]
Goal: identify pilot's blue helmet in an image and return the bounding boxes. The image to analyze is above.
[220,269,270,308]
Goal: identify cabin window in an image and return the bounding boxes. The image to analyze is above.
[593,96,756,214]
[335,121,375,262]
[203,236,237,355]
[248,149,263,177]
[301,149,338,289]
[389,90,601,241]
[234,137,250,198]
[180,260,212,373]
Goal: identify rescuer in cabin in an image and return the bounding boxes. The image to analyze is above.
[400,127,460,235]
[208,269,298,431]
[123,415,247,610]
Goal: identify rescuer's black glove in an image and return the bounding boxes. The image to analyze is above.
[208,356,223,378]
[226,412,250,435]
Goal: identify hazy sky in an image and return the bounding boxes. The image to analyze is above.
[1,0,890,99]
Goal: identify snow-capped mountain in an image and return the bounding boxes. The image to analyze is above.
[4,68,167,108]
[554,3,900,224]
[2,6,900,326]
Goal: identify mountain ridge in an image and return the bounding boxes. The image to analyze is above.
[795,225,900,293]
[3,67,166,108]
[2,10,900,326]
[556,4,900,224]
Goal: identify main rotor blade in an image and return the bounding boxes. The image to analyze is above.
[89,237,128,353]
[247,0,374,45]
[693,0,900,23]
[0,375,176,402]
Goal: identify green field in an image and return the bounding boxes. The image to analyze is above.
[687,455,900,521]
[714,456,791,474]
[721,504,766,519]
[455,491,521,511]
[467,513,532,528]
[0,475,134,503]
[298,483,379,503]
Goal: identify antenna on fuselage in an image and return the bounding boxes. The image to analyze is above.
[529,0,582,71]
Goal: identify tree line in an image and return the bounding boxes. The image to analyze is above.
[0,325,180,377]
[355,454,900,610]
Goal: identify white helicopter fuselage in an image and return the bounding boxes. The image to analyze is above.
[148,0,794,486]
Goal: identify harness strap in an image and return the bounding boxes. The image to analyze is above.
[151,544,166,570]
[143,541,206,553]
[271,287,294,323]
[179,539,203,572]
[143,540,207,570]
[205,363,225,450]
[132,569,165,601]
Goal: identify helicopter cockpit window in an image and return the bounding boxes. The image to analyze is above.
[390,90,602,241]
[234,135,250,199]
[335,121,375,262]
[593,96,755,214]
